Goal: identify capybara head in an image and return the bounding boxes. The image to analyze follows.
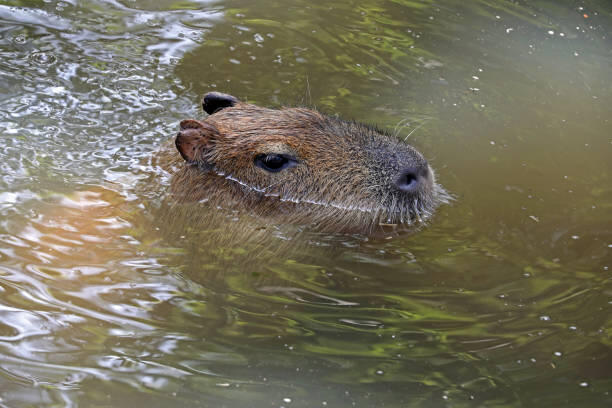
[172,92,449,233]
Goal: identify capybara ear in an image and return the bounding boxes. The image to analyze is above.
[202,92,239,115]
[175,119,219,162]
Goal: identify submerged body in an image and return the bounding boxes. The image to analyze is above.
[161,92,448,234]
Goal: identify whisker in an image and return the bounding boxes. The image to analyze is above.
[393,117,411,138]
[403,118,430,142]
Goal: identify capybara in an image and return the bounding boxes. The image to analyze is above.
[159,92,448,234]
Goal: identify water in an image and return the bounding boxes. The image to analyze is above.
[0,0,610,406]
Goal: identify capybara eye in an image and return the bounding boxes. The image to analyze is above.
[254,154,297,173]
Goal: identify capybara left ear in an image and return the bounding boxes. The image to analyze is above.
[175,119,218,162]
[202,92,239,115]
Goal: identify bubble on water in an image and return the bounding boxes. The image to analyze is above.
[189,32,202,43]
[146,18,163,28]
[579,382,589,387]
[254,33,264,43]
[30,51,57,66]
[539,315,550,321]
[13,34,27,44]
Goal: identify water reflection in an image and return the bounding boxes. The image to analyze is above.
[0,0,611,407]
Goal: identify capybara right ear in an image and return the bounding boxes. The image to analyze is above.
[175,119,218,162]
[202,92,239,115]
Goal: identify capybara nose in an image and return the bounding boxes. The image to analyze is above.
[395,164,429,193]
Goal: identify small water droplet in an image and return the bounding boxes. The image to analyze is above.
[146,18,163,28]
[13,34,27,44]
[30,51,57,66]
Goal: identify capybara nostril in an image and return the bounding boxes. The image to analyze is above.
[395,164,428,192]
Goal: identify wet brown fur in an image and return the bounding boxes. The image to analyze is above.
[158,98,449,234]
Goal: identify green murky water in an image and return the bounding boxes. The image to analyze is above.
[0,0,611,406]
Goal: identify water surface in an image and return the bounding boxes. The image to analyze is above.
[0,0,611,407]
